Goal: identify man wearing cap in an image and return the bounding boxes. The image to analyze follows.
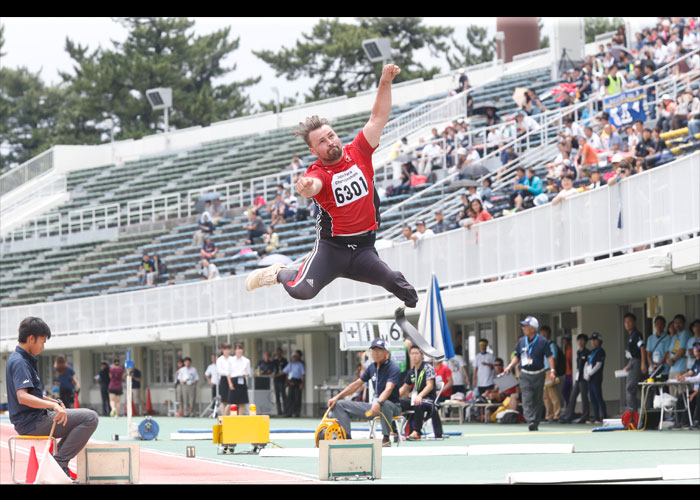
[562,334,591,423]
[503,316,556,431]
[606,156,632,186]
[327,338,402,447]
[414,220,435,241]
[584,332,607,423]
[657,94,677,132]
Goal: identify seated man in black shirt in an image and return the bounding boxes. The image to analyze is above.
[398,345,443,440]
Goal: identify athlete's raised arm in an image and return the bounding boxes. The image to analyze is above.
[363,64,401,149]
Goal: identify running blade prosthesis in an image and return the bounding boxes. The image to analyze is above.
[315,409,347,447]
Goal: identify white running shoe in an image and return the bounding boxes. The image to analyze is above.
[245,263,287,291]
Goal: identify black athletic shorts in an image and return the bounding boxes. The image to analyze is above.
[276,231,418,307]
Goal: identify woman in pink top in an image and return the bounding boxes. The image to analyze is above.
[108,359,125,417]
[465,199,492,229]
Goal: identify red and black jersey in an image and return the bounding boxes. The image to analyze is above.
[305,130,381,238]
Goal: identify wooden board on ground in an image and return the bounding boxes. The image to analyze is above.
[76,443,140,484]
[318,439,382,481]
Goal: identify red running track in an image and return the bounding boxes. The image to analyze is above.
[1,423,319,485]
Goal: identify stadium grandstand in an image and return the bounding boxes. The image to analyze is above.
[1,16,699,453]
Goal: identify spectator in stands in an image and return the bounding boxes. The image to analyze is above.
[603,64,626,97]
[623,125,638,153]
[465,198,492,230]
[201,236,218,260]
[573,67,591,101]
[455,69,469,94]
[627,65,645,89]
[657,94,677,132]
[137,253,154,287]
[634,128,656,163]
[577,136,600,173]
[525,167,544,197]
[643,62,659,120]
[515,111,541,136]
[282,189,298,221]
[418,139,443,175]
[601,124,623,153]
[211,198,225,226]
[499,143,518,167]
[433,210,449,234]
[200,258,220,281]
[585,168,605,191]
[583,125,603,150]
[262,226,280,254]
[393,161,417,196]
[606,155,632,186]
[480,177,493,205]
[551,174,579,206]
[457,146,483,180]
[250,193,269,217]
[394,224,415,245]
[269,192,285,227]
[192,211,214,248]
[545,141,572,179]
[524,89,547,115]
[414,220,435,241]
[671,90,695,131]
[243,210,267,245]
[686,91,700,138]
[151,253,167,284]
[287,155,304,184]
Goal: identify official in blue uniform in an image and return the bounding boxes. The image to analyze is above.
[327,338,401,447]
[503,316,556,431]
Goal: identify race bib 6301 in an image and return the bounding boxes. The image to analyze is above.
[331,165,370,207]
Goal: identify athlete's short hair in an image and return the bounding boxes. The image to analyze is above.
[18,317,51,343]
[292,115,331,146]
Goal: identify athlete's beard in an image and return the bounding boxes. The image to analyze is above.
[324,145,342,163]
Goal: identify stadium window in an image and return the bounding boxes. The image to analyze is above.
[148,347,182,385]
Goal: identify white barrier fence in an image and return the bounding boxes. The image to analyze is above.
[1,152,697,340]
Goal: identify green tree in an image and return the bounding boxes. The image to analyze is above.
[0,64,66,173]
[59,17,260,142]
[584,17,625,44]
[539,18,550,49]
[254,17,453,102]
[447,25,496,69]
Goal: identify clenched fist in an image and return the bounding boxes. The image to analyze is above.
[381,64,401,82]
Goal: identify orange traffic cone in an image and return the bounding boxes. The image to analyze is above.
[145,388,154,415]
[74,392,80,409]
[26,446,39,483]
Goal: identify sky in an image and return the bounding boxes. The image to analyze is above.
[1,17,657,107]
[0,17,511,106]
